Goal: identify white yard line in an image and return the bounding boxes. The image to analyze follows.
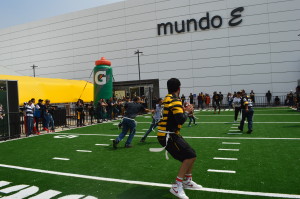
[76,150,92,153]
[208,169,236,173]
[95,144,110,146]
[1,163,300,198]
[218,149,239,151]
[222,142,241,145]
[213,157,238,161]
[229,130,241,132]
[231,127,238,128]
[52,158,69,161]
[52,133,300,140]
[227,133,243,135]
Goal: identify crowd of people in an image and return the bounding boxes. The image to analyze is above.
[179,88,300,111]
[23,98,55,137]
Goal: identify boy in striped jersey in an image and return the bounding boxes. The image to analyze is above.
[157,78,202,199]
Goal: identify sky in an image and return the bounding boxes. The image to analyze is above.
[0,0,124,29]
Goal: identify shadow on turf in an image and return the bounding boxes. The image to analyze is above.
[116,186,173,199]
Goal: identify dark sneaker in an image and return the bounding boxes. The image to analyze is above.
[247,130,252,134]
[113,140,118,149]
[125,144,133,148]
[140,138,145,143]
[238,126,243,131]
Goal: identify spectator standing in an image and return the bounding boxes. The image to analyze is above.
[219,92,224,107]
[250,90,255,103]
[197,92,204,110]
[107,97,113,120]
[181,94,186,105]
[274,96,280,106]
[227,92,233,110]
[112,97,119,120]
[266,90,272,106]
[24,100,34,137]
[189,93,194,105]
[205,94,210,109]
[45,99,55,132]
[96,100,103,123]
[34,99,44,135]
[88,101,95,124]
[76,99,84,127]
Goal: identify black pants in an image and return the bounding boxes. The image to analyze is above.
[240,108,254,131]
[234,107,241,121]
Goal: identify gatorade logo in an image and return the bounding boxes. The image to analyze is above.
[95,71,106,85]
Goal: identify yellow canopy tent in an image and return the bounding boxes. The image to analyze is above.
[0,75,93,105]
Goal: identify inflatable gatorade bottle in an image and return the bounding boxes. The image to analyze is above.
[94,57,113,104]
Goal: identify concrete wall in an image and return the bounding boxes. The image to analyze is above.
[0,0,299,97]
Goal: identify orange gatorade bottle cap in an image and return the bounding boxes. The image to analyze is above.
[95,57,111,66]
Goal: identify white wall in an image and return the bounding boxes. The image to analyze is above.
[0,0,299,97]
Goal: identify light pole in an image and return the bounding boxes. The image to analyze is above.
[134,49,143,95]
[30,64,38,77]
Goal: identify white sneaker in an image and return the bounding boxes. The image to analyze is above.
[170,183,189,199]
[183,180,203,190]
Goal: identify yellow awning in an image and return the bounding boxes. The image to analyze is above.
[0,75,93,105]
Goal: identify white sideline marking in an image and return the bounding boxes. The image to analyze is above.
[222,142,240,145]
[1,164,300,198]
[230,127,238,128]
[219,149,239,151]
[213,157,238,161]
[95,144,110,146]
[76,150,92,153]
[208,169,236,173]
[229,130,241,132]
[232,124,239,125]
[227,133,243,135]
[112,123,119,126]
[110,139,114,141]
[52,158,69,161]
[53,133,300,140]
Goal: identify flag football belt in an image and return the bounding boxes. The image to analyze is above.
[149,130,175,160]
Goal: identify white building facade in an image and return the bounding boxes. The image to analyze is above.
[0,0,300,97]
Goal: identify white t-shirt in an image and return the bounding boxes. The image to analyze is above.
[232,97,241,107]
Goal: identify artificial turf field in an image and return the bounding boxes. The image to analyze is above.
[0,107,299,199]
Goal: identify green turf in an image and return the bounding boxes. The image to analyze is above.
[0,108,299,198]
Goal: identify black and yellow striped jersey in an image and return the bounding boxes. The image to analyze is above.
[157,94,188,136]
